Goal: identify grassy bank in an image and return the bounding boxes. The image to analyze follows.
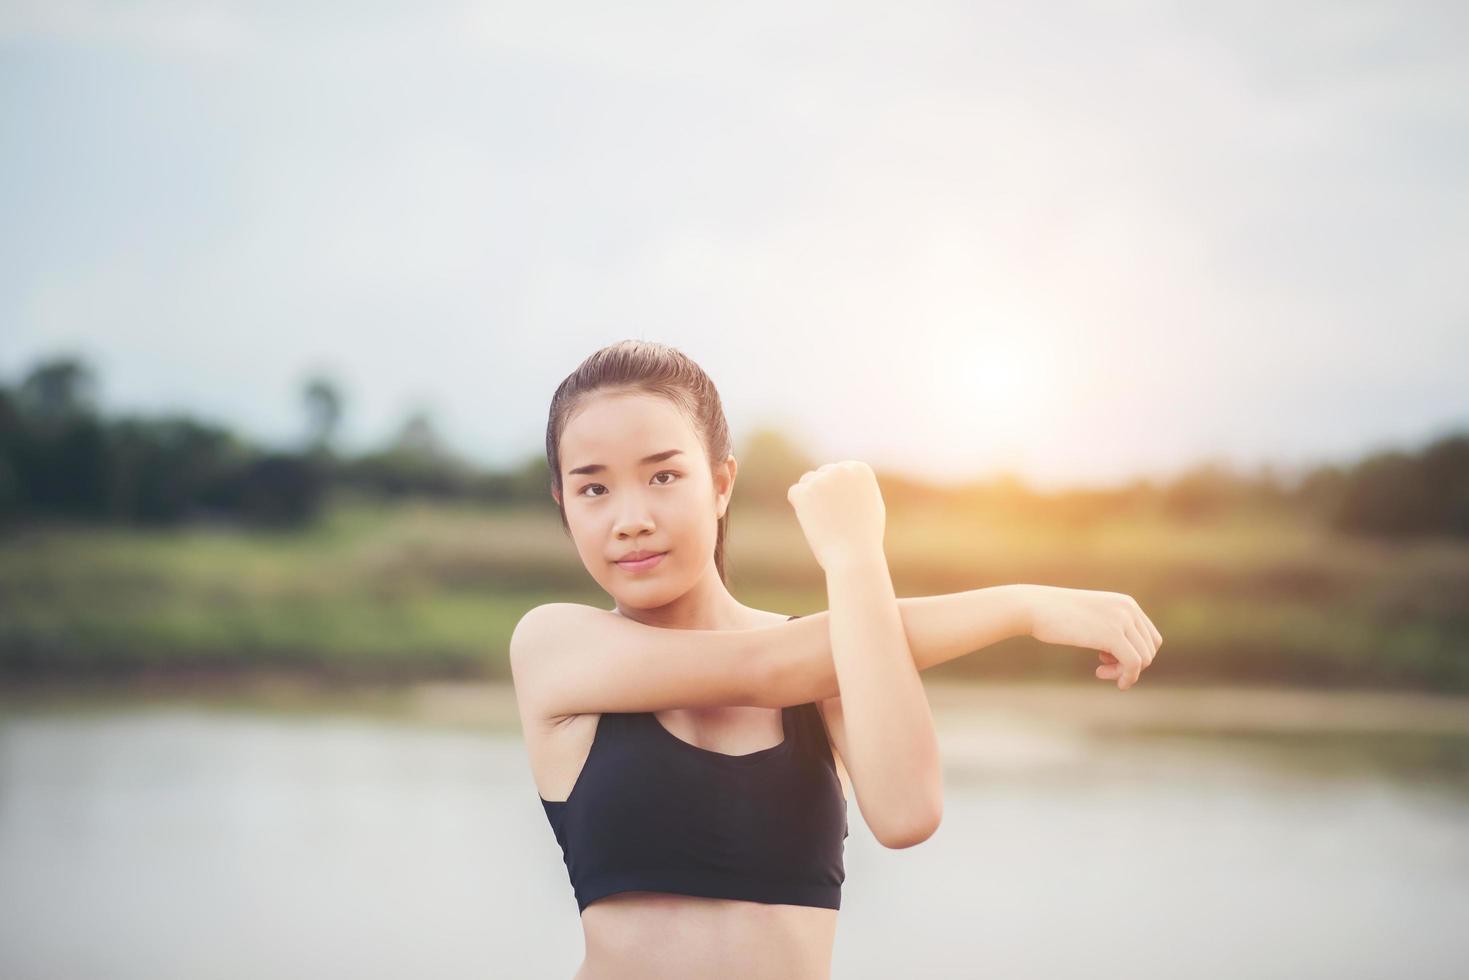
[3,495,1466,691]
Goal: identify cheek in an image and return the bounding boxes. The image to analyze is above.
[568,524,601,563]
[668,515,715,555]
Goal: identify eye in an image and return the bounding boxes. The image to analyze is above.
[577,471,681,498]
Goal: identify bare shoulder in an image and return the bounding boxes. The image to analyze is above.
[509,603,605,723]
[509,601,776,721]
[510,605,604,799]
[511,601,607,645]
[510,601,619,668]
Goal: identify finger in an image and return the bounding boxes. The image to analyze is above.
[1112,632,1144,690]
[1140,615,1160,658]
[1139,609,1162,648]
[1125,596,1163,649]
[1096,663,1122,680]
[1125,620,1155,669]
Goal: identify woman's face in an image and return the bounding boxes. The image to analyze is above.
[554,391,733,605]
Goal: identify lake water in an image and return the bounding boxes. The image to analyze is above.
[1,689,1466,979]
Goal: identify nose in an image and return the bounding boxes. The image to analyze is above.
[612,498,656,539]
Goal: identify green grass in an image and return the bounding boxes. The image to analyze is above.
[3,495,1466,691]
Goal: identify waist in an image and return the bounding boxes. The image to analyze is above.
[581,891,836,980]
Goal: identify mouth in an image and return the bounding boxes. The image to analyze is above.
[615,551,668,572]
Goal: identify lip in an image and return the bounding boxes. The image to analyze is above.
[615,551,667,572]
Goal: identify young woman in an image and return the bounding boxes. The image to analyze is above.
[511,340,1161,979]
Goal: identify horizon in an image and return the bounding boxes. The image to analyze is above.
[4,1,1466,493]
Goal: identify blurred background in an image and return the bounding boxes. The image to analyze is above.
[2,1,1466,978]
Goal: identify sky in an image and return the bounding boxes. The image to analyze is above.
[2,0,1466,491]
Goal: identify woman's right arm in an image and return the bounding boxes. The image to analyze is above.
[764,585,1033,707]
[509,603,777,722]
[765,584,1159,706]
[509,586,1160,722]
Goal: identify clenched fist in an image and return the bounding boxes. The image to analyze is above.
[787,460,886,572]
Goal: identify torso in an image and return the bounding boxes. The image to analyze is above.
[523,610,845,980]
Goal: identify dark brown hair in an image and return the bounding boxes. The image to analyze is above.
[546,340,735,585]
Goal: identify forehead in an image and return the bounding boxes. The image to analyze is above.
[561,392,693,464]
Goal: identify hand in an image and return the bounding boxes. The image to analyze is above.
[787,460,886,572]
[1020,585,1162,691]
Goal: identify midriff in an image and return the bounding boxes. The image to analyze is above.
[575,890,837,980]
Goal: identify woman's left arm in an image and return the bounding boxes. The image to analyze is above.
[822,547,944,850]
[787,461,942,850]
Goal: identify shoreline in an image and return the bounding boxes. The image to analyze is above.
[5,677,1469,738]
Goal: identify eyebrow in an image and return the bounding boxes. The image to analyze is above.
[568,449,685,477]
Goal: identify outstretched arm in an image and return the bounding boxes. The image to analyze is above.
[509,583,1159,724]
[508,584,1035,725]
[761,585,1033,706]
[759,583,1159,708]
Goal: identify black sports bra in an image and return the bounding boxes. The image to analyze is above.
[539,614,848,913]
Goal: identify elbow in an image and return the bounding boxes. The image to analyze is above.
[877,798,943,850]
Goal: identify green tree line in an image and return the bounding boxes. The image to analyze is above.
[2,353,1467,537]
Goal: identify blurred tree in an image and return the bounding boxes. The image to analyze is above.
[1334,434,1469,538]
[0,385,24,519]
[18,355,98,424]
[230,452,326,527]
[301,374,344,454]
[4,357,107,518]
[731,426,811,507]
[104,415,248,524]
[1293,463,1349,524]
[1421,434,1469,536]
[503,453,561,504]
[338,407,475,499]
[1160,460,1238,523]
[392,408,449,459]
[1334,450,1434,535]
